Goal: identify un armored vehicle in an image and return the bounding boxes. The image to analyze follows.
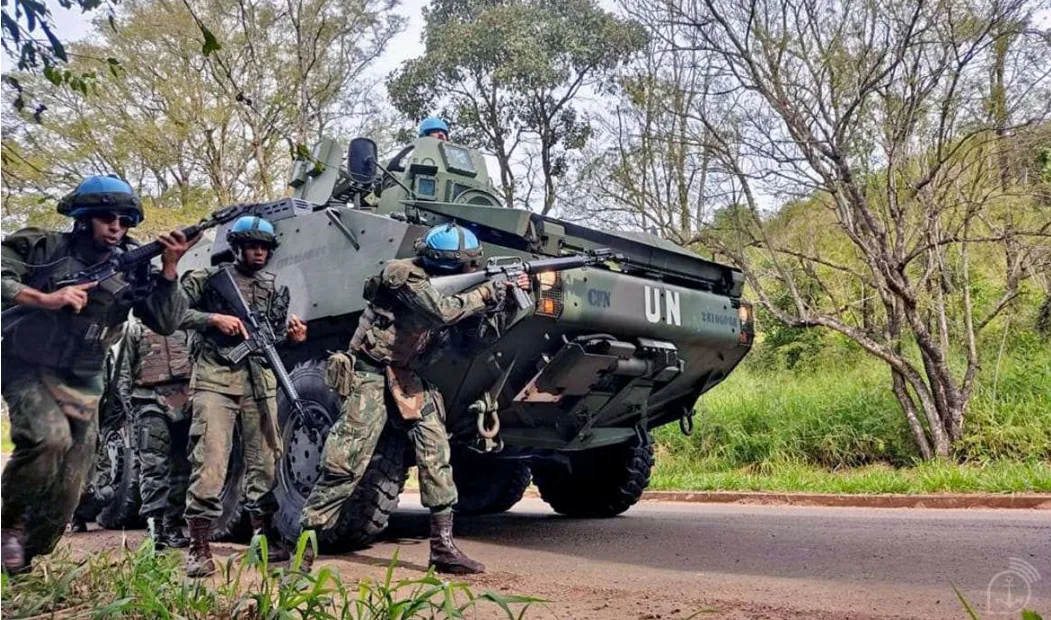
[177,135,754,548]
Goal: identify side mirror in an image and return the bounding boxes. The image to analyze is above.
[347,137,378,185]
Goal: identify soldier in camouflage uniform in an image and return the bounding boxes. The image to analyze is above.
[117,320,193,549]
[70,342,125,533]
[299,223,529,575]
[1,176,194,574]
[180,215,307,578]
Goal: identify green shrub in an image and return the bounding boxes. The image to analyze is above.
[651,327,1051,492]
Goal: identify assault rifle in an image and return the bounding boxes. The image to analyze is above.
[1,203,251,337]
[431,248,618,310]
[206,267,306,417]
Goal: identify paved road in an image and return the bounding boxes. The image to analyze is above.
[61,494,1050,619]
[364,495,1049,619]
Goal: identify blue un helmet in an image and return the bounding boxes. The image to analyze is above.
[418,116,449,139]
[416,223,483,272]
[57,175,143,227]
[226,215,279,249]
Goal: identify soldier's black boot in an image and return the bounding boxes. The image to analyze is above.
[146,513,169,550]
[428,511,485,575]
[69,515,88,533]
[184,517,216,578]
[161,518,190,549]
[250,514,290,563]
[1,528,27,574]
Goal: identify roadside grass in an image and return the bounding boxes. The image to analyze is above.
[0,533,543,619]
[651,334,1051,494]
[650,453,1051,493]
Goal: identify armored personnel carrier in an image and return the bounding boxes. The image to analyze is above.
[178,135,753,548]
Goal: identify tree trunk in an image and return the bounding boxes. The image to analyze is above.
[891,370,932,461]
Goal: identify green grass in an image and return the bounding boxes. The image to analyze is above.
[650,332,1051,494]
[0,533,543,619]
[651,455,1051,493]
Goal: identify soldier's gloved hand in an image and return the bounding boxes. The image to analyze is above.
[158,229,202,280]
[32,281,97,312]
[209,313,249,339]
[287,314,307,343]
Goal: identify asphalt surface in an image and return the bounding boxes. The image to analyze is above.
[48,493,1051,619]
[359,495,1051,619]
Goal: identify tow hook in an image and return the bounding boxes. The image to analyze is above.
[467,355,515,453]
[468,397,504,453]
[471,397,501,439]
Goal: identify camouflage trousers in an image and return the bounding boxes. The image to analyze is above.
[1,360,101,561]
[135,405,191,523]
[186,390,277,521]
[299,369,456,532]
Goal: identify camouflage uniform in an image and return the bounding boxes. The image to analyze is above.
[1,229,186,564]
[118,321,192,530]
[180,264,290,523]
[300,258,501,531]
[71,344,126,531]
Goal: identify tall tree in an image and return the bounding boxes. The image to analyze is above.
[566,0,714,243]
[605,0,1051,458]
[2,0,402,230]
[387,0,646,213]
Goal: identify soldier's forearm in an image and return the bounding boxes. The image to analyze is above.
[7,282,41,306]
[137,277,187,336]
[2,277,28,304]
[179,309,215,331]
[401,285,489,328]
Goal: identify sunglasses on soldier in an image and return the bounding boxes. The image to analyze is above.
[94,211,137,228]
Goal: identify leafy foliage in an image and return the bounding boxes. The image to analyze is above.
[579,0,1051,459]
[1,0,403,232]
[1,0,118,114]
[388,0,646,212]
[0,533,544,619]
[652,322,1051,485]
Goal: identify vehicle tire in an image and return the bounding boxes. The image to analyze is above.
[531,436,653,518]
[96,419,143,530]
[208,426,249,542]
[274,358,344,543]
[453,456,531,516]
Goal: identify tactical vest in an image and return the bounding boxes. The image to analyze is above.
[350,260,436,367]
[135,329,191,387]
[199,266,287,364]
[3,234,144,373]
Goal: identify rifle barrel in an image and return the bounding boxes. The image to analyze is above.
[524,255,598,273]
